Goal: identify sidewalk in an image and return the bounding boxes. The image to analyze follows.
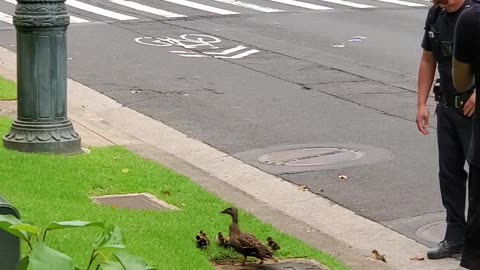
[0,46,466,270]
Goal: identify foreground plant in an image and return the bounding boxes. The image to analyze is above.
[0,214,156,270]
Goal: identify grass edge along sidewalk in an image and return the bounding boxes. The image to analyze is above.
[0,76,16,100]
[0,84,349,270]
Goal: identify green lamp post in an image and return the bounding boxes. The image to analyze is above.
[3,0,81,154]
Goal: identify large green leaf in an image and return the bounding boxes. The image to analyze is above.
[16,256,29,270]
[28,242,74,270]
[45,221,105,231]
[95,225,126,251]
[114,253,156,270]
[10,224,41,235]
[99,261,125,270]
[0,214,30,241]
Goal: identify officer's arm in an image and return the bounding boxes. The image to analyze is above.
[418,50,436,107]
[453,59,474,92]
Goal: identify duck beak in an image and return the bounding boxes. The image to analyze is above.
[220,209,227,214]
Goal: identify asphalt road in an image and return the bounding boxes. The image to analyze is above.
[0,0,448,246]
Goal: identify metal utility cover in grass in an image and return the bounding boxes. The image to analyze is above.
[215,259,328,270]
[91,193,178,211]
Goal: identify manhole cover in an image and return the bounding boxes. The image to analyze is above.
[215,259,328,270]
[91,193,178,211]
[416,221,446,243]
[258,147,365,166]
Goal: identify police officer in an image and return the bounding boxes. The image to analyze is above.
[416,0,475,259]
[453,2,480,268]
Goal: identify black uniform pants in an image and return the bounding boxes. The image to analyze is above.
[461,164,480,270]
[436,104,472,242]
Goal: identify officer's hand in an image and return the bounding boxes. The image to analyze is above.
[416,105,430,135]
[463,91,476,117]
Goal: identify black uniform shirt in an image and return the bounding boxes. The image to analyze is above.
[422,1,471,95]
[454,5,480,166]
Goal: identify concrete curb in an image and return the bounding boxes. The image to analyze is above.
[0,46,465,270]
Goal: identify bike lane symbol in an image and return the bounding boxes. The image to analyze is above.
[134,34,259,59]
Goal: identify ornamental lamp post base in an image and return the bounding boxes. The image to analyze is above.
[3,0,82,155]
[3,119,81,154]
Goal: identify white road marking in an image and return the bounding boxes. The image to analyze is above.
[203,45,247,55]
[211,0,284,12]
[66,0,137,20]
[0,11,11,24]
[69,16,91,23]
[319,0,375,8]
[109,0,187,18]
[214,49,260,59]
[267,0,332,10]
[375,0,426,6]
[162,0,239,15]
[1,0,90,23]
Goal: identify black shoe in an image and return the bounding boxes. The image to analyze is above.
[427,240,463,260]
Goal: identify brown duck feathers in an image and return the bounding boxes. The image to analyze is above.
[221,207,273,265]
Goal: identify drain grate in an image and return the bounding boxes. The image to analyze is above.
[416,221,446,243]
[258,147,365,166]
[91,193,178,211]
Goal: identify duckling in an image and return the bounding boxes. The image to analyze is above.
[200,230,210,246]
[196,234,208,249]
[221,207,275,265]
[217,232,229,247]
[371,249,386,263]
[266,237,280,252]
[195,230,210,249]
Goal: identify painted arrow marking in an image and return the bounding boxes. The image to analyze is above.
[213,49,260,59]
[203,45,260,59]
[203,45,247,55]
[169,45,260,59]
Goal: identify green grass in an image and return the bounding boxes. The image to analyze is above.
[0,76,16,100]
[0,116,349,270]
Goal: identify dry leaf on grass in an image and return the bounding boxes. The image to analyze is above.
[121,168,129,174]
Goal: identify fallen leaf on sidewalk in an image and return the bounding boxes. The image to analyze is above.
[338,175,349,180]
[410,255,425,261]
[121,168,129,174]
[371,250,386,263]
[297,185,309,191]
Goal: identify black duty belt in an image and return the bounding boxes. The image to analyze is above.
[441,90,474,110]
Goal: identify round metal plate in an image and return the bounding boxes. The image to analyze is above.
[257,147,366,166]
[416,221,446,243]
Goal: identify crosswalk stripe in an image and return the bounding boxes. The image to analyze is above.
[0,11,11,24]
[66,0,138,20]
[109,0,187,18]
[162,0,239,15]
[320,0,375,8]
[70,16,91,23]
[210,0,284,12]
[375,0,426,6]
[268,0,332,10]
[1,0,90,24]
